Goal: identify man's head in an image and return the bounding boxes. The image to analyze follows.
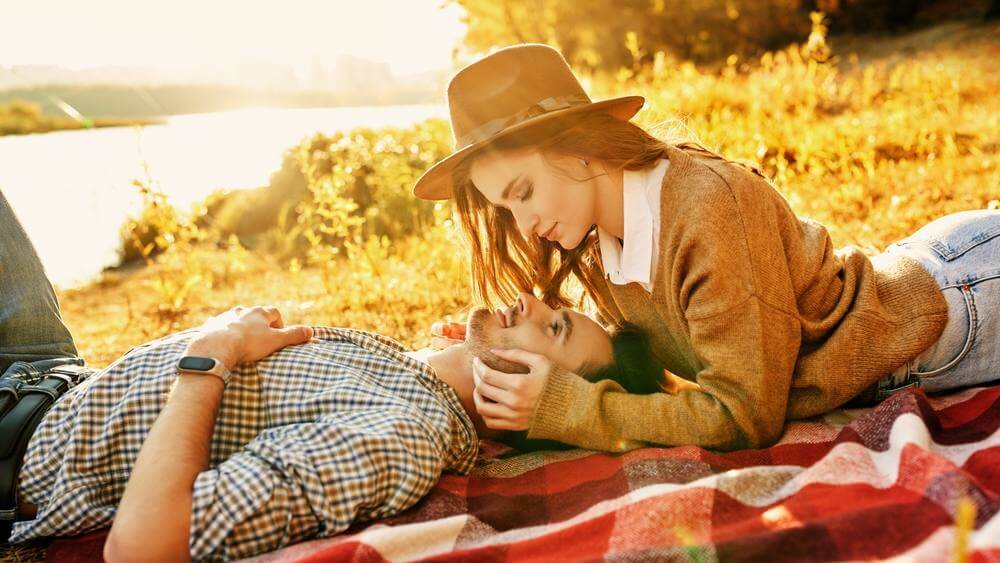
[422,293,668,444]
[455,295,669,398]
[463,292,614,378]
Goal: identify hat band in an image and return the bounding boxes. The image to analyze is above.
[456,93,591,148]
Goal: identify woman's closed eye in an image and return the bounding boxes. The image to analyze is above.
[519,182,534,202]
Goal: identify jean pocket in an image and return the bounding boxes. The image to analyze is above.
[911,284,977,379]
[896,210,1000,262]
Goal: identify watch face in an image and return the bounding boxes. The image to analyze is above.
[179,356,217,371]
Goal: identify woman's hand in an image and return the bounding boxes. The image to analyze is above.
[471,348,552,431]
[187,306,314,370]
[430,321,466,350]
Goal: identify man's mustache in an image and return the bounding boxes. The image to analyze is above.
[467,308,530,375]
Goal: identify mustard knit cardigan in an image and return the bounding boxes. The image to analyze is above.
[526,143,948,451]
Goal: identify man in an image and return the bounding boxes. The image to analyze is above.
[0,190,622,561]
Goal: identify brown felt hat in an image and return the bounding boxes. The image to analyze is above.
[412,43,645,201]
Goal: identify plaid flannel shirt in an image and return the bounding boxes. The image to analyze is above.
[9,326,478,561]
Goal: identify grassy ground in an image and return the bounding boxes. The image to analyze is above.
[2,18,997,562]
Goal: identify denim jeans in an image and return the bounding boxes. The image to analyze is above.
[871,209,1000,401]
[0,190,80,377]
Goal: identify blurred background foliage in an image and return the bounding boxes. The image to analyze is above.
[49,8,1000,369]
[449,0,996,69]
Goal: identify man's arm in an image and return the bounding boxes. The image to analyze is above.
[104,306,312,563]
[103,334,230,563]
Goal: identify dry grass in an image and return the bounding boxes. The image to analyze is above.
[57,230,471,367]
[0,542,48,563]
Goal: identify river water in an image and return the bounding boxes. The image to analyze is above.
[0,104,446,288]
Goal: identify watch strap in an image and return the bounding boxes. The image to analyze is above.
[177,356,231,386]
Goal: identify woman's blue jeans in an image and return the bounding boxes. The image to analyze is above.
[0,190,80,377]
[872,209,1000,401]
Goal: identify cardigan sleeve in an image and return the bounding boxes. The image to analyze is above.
[526,293,800,451]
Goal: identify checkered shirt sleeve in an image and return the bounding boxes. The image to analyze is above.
[10,326,478,561]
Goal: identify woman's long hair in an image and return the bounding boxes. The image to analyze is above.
[451,110,765,312]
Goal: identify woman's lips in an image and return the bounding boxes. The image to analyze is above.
[541,222,558,240]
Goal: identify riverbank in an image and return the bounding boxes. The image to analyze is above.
[1,114,164,135]
[0,99,163,135]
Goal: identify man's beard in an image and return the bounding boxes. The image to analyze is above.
[465,307,530,375]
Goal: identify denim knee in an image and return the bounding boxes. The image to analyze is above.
[876,210,1000,397]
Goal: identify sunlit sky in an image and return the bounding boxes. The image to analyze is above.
[0,0,467,75]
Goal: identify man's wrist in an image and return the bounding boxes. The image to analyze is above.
[184,331,240,370]
[174,371,227,395]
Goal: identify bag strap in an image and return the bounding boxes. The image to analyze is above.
[1,364,95,543]
[0,379,21,420]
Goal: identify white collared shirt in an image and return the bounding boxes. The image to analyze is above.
[597,158,670,292]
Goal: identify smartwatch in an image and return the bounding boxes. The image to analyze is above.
[177,355,232,386]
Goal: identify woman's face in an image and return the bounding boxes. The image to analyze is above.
[469,148,598,250]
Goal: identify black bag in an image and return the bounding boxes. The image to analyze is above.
[1,361,97,543]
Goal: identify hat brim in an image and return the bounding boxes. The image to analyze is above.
[412,95,645,201]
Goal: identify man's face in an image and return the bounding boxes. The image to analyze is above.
[464,292,613,377]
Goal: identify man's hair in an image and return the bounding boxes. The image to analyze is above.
[588,323,667,394]
[498,323,667,452]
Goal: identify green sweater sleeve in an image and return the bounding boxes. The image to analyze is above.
[526,294,801,451]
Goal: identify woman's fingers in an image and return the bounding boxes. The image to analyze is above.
[490,347,547,370]
[431,321,466,340]
[472,356,521,391]
[482,417,519,431]
[472,387,519,426]
[474,374,518,407]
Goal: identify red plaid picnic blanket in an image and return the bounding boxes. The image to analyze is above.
[47,384,999,562]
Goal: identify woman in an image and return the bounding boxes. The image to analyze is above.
[413,43,999,452]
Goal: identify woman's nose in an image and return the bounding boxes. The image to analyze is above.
[513,210,538,240]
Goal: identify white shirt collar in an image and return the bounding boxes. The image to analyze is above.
[598,158,670,290]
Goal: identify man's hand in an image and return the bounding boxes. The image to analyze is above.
[189,306,314,370]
